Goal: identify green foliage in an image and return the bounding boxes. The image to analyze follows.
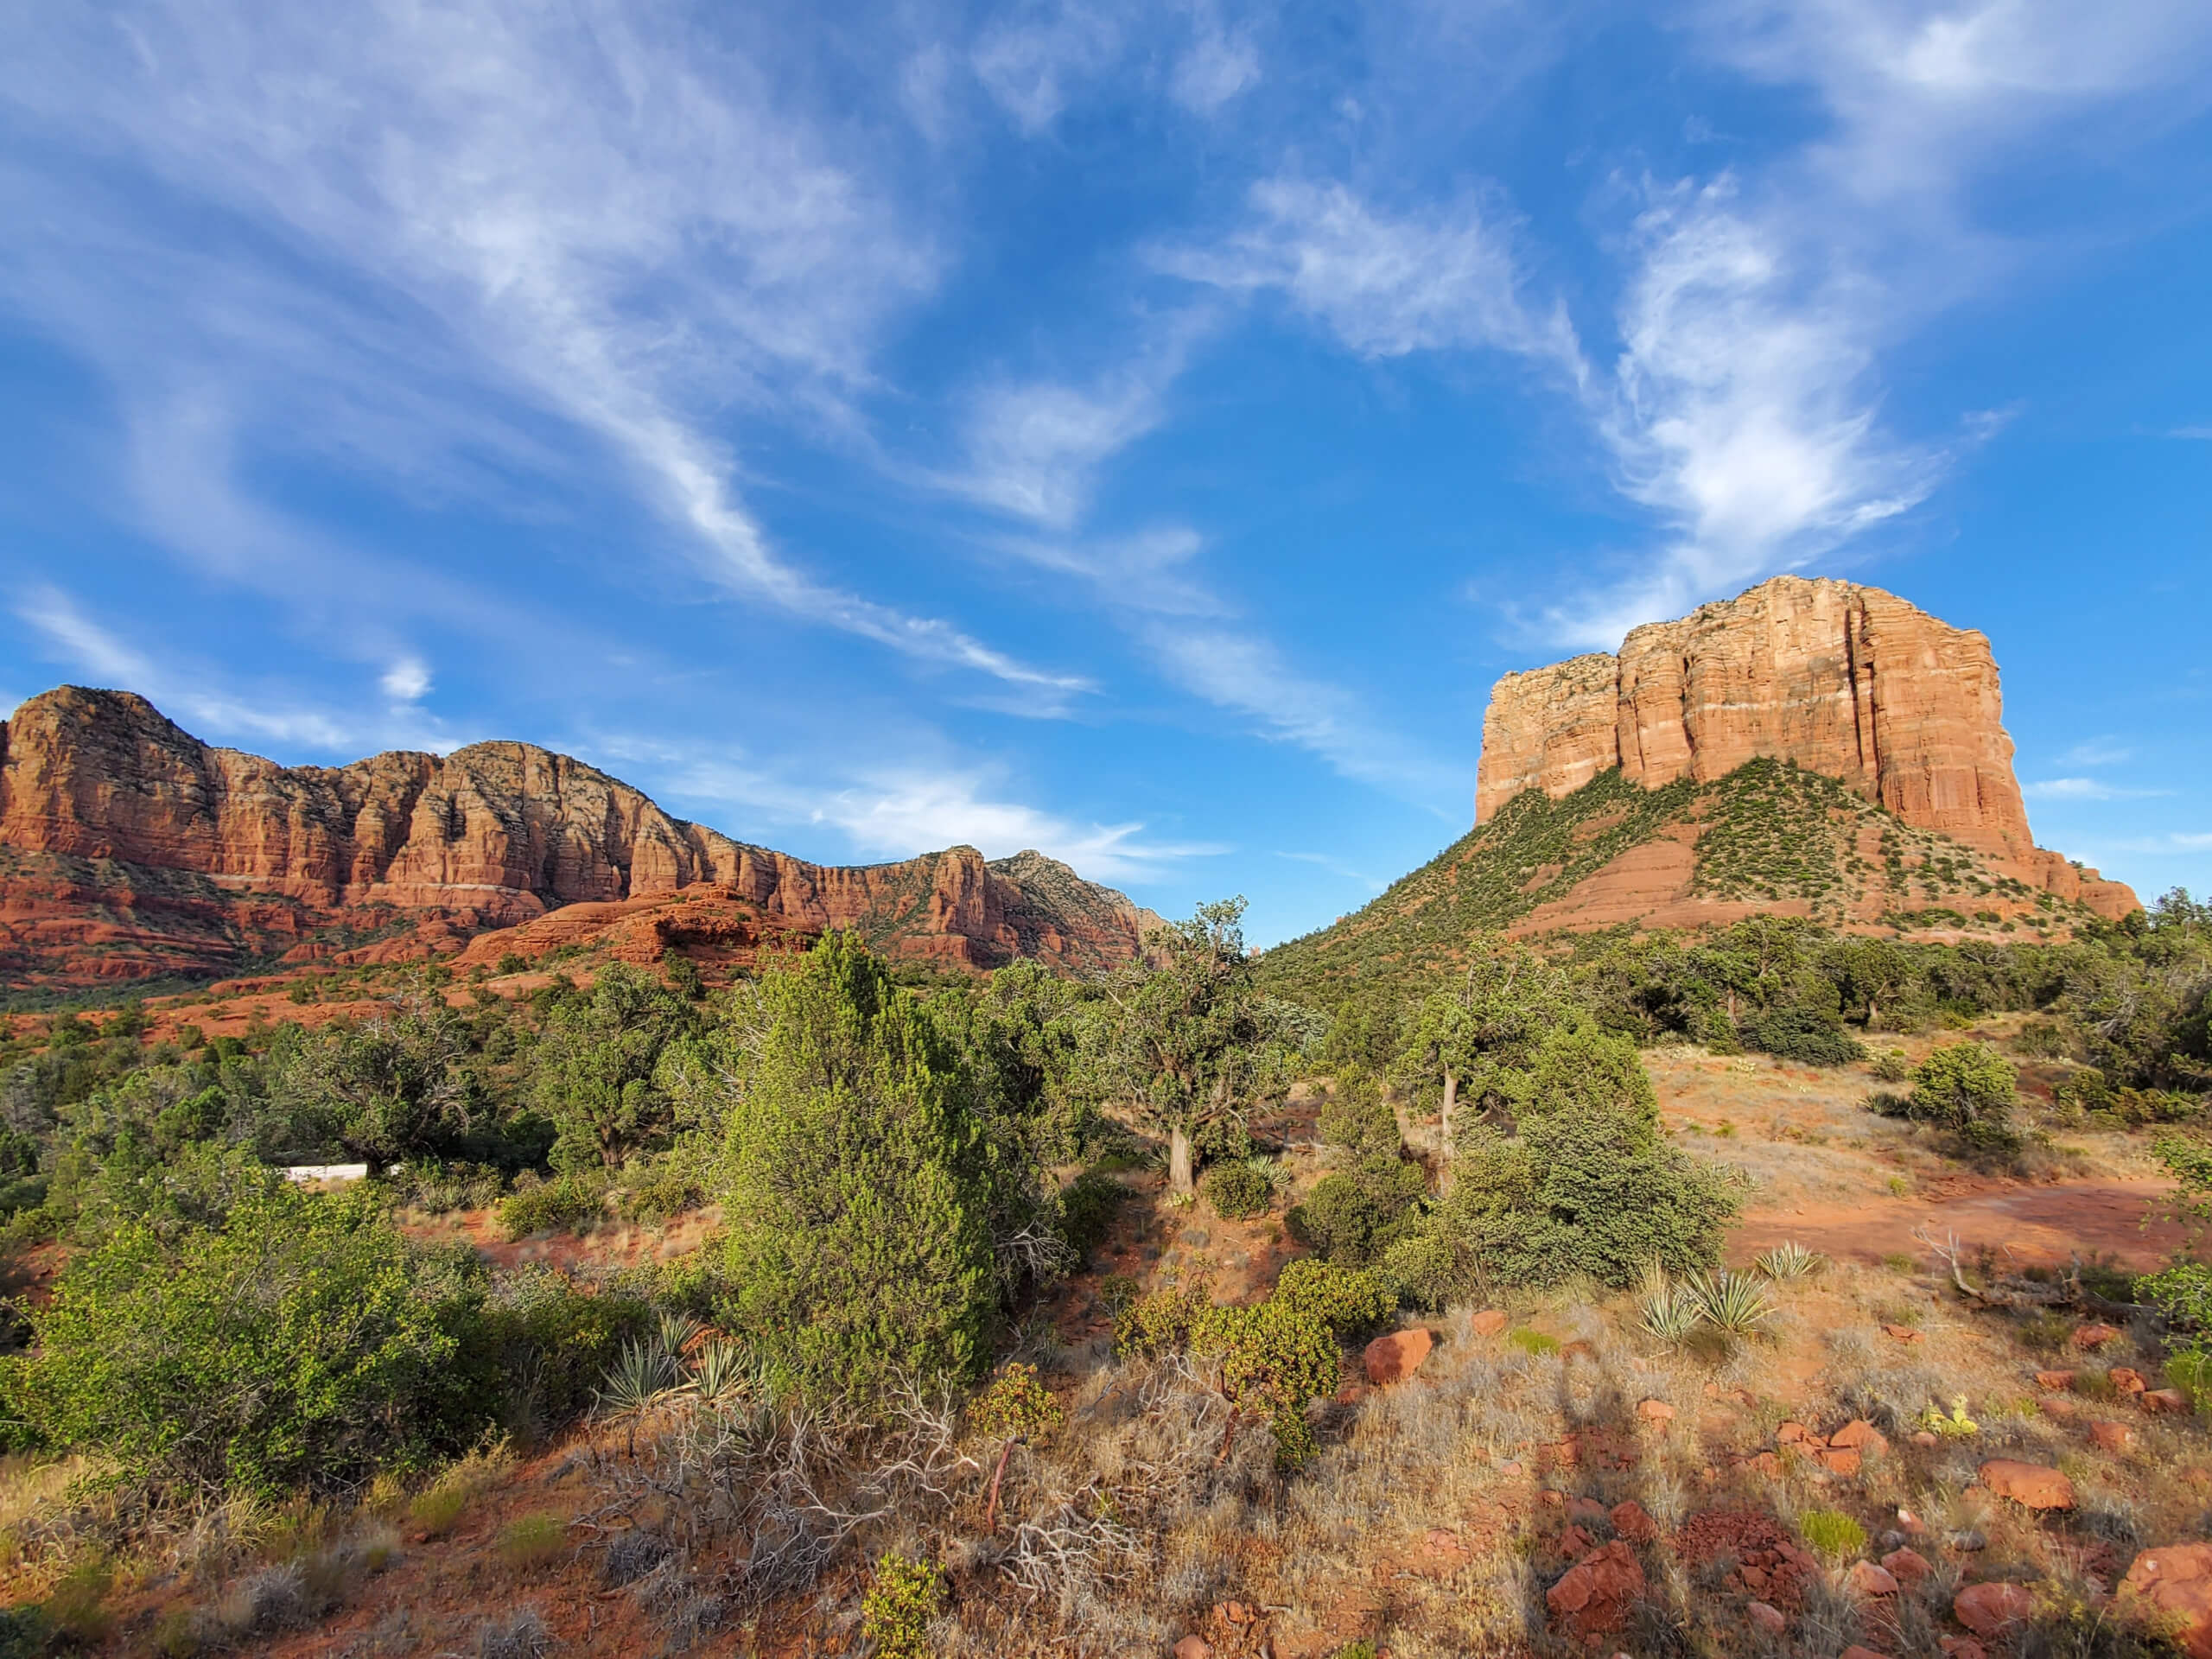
[1293,1074,1427,1265]
[719,932,994,1402]
[1101,899,1294,1190]
[1271,1258,1396,1338]
[271,998,482,1166]
[1506,1328,1560,1357]
[466,1266,651,1437]
[3,1185,483,1497]
[1872,1048,1913,1083]
[969,1360,1062,1444]
[1195,1296,1342,1468]
[530,964,696,1171]
[1056,1168,1124,1262]
[861,1553,944,1659]
[1396,1024,1733,1295]
[1202,1158,1274,1218]
[1738,1006,1866,1065]
[495,1170,608,1239]
[1288,1162,1427,1267]
[1797,1508,1866,1560]
[1908,1041,2022,1147]
[1114,1270,1353,1467]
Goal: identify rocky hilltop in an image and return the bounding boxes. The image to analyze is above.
[1262,578,2138,1001]
[1476,575,2128,910]
[0,687,1160,988]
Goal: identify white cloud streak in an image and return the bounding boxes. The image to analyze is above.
[0,1,1076,690]
[1154,176,1580,365]
[645,750,1227,884]
[15,587,446,753]
[2022,778,2170,802]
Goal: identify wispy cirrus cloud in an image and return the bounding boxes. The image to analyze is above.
[1154,175,1580,365]
[0,0,1077,693]
[2022,778,2171,802]
[615,742,1227,884]
[14,586,452,754]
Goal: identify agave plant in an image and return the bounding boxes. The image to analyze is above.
[656,1310,705,1359]
[596,1336,683,1456]
[687,1338,754,1409]
[1684,1269,1777,1338]
[1752,1240,1825,1281]
[1638,1282,1704,1344]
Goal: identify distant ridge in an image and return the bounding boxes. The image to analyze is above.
[0,686,1162,990]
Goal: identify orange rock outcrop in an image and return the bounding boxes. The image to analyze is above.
[0,687,1160,986]
[1475,576,2135,917]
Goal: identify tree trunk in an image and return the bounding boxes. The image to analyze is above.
[1169,1125,1194,1194]
[1440,1069,1458,1189]
[985,1439,1014,1532]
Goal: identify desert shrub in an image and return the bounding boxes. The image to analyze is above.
[2,1186,483,1497]
[1287,1160,1426,1266]
[1271,1258,1395,1338]
[1872,1048,1913,1083]
[1116,1271,1348,1467]
[474,1609,550,1659]
[496,1171,607,1240]
[1393,1025,1733,1294]
[270,1001,481,1166]
[462,1267,651,1435]
[1739,1007,1866,1066]
[1056,1168,1124,1262]
[861,1553,944,1659]
[1797,1508,1866,1559]
[496,1512,569,1572]
[1753,1240,1824,1281]
[1909,1041,2021,1147]
[1507,1328,1559,1357]
[1317,1077,1398,1158]
[531,963,696,1171]
[720,933,994,1402]
[613,1155,704,1225]
[1202,1159,1274,1219]
[1682,1268,1775,1338]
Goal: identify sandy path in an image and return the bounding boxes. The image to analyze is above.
[1733,1176,2186,1270]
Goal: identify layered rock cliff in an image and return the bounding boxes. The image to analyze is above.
[1474,576,2133,912]
[0,687,1160,986]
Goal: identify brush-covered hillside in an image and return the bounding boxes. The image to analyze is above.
[1258,757,2114,1008]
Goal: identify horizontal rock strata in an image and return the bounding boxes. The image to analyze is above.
[0,687,1160,984]
[1474,576,2133,916]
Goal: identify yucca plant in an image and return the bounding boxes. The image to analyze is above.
[1684,1269,1776,1338]
[688,1338,754,1409]
[1636,1260,1704,1344]
[1753,1240,1825,1281]
[597,1336,682,1456]
[656,1310,704,1358]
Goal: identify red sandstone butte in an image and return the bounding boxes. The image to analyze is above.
[1471,575,2135,918]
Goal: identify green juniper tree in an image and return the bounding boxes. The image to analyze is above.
[1103,898,1287,1194]
[531,963,696,1171]
[718,932,995,1401]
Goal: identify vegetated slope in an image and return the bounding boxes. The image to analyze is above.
[0,685,1160,993]
[1256,758,2115,1007]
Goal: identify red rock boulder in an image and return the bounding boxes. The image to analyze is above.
[2120,1543,2212,1659]
[1979,1459,2075,1510]
[1363,1327,1434,1387]
[1548,1540,1646,1638]
[1954,1581,2035,1637]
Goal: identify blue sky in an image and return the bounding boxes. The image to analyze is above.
[2,1,2209,946]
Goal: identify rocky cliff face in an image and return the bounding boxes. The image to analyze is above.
[0,687,1160,986]
[1474,576,2133,913]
